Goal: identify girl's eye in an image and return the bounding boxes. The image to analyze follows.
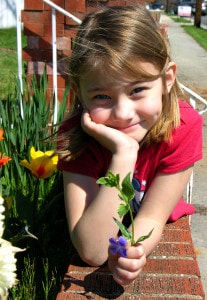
[93,94,111,100]
[131,87,144,95]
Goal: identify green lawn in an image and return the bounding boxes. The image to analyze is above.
[0,27,26,99]
[182,25,207,51]
[168,13,207,51]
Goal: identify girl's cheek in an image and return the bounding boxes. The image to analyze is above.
[88,108,108,124]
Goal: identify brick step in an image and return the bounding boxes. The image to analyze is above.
[56,217,205,300]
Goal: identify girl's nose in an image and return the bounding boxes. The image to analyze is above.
[112,97,134,121]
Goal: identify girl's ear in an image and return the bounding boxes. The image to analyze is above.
[164,62,177,93]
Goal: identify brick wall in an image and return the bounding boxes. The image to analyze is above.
[56,216,205,299]
[22,0,147,103]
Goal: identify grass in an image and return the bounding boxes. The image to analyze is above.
[169,15,192,23]
[0,27,26,99]
[168,13,207,51]
[182,25,207,51]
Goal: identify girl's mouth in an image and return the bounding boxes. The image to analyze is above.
[114,122,142,131]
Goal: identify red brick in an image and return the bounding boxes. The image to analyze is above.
[27,36,39,49]
[165,217,190,230]
[65,13,84,26]
[24,23,44,36]
[65,0,86,13]
[58,49,72,58]
[57,88,70,102]
[126,275,204,295]
[22,48,52,62]
[45,87,69,104]
[39,36,52,49]
[44,0,65,10]
[64,28,78,39]
[47,74,69,88]
[56,37,71,50]
[151,242,196,258]
[44,24,64,37]
[22,48,42,61]
[160,230,192,243]
[56,217,205,300]
[24,0,43,10]
[143,258,201,275]
[22,11,49,24]
[57,270,204,299]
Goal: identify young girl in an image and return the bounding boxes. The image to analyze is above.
[57,5,203,286]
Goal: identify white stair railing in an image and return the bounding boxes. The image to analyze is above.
[16,0,24,119]
[180,83,207,115]
[16,0,81,123]
[43,0,81,124]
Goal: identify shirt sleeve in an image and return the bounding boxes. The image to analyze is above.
[57,139,111,179]
[158,104,203,174]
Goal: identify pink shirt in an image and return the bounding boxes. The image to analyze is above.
[58,101,203,213]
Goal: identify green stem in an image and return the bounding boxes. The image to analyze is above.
[118,184,135,245]
[32,178,39,233]
[128,204,135,245]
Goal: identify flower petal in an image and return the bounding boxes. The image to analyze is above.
[109,237,117,245]
[118,247,127,258]
[109,236,128,258]
[118,236,128,246]
[0,129,4,140]
[20,147,58,178]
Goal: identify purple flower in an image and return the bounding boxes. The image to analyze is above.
[109,236,127,258]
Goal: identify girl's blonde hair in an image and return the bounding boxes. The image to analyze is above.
[58,4,185,161]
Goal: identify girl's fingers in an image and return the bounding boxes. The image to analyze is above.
[108,244,147,286]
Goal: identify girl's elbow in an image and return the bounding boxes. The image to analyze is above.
[78,249,108,267]
[70,231,108,266]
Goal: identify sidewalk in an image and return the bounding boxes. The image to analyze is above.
[161,14,207,95]
[161,14,207,296]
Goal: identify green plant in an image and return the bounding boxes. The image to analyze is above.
[0,27,27,99]
[9,256,36,300]
[0,72,73,299]
[169,15,191,23]
[182,25,207,51]
[97,171,153,249]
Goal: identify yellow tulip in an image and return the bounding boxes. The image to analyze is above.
[19,147,58,179]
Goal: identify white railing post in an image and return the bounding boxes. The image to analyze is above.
[43,0,82,24]
[16,0,24,119]
[180,83,207,115]
[52,7,58,125]
[43,0,82,125]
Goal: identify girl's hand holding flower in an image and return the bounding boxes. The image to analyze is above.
[97,172,153,286]
[108,241,146,286]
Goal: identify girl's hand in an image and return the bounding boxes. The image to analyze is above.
[81,110,139,155]
[108,243,146,286]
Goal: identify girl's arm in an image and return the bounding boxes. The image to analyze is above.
[108,166,193,286]
[63,111,194,268]
[63,110,140,265]
[63,148,138,266]
[133,166,193,255]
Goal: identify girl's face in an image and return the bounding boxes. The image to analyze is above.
[79,61,176,143]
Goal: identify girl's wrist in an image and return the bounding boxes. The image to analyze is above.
[111,151,138,170]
